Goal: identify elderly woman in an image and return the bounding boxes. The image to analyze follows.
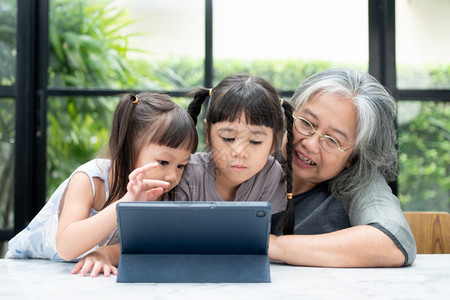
[270,68,416,267]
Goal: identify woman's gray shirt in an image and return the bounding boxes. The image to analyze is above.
[273,172,416,266]
[346,172,416,265]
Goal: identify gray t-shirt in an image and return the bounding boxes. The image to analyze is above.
[165,152,287,214]
[272,172,416,266]
[346,172,416,265]
[272,182,351,235]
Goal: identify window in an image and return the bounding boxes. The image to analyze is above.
[213,0,368,89]
[396,0,450,89]
[396,0,450,210]
[1,0,449,257]
[0,0,16,256]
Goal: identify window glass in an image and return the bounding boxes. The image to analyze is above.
[46,96,117,197]
[48,0,204,90]
[0,98,16,230]
[0,0,16,85]
[398,101,450,211]
[213,0,368,89]
[396,0,450,89]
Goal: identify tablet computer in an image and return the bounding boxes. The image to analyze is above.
[116,201,272,282]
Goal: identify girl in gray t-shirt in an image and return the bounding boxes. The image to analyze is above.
[166,74,294,215]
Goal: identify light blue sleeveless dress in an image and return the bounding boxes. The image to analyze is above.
[6,159,119,261]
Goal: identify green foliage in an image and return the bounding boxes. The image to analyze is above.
[0,100,14,229]
[156,56,204,88]
[0,0,16,231]
[214,58,334,90]
[398,102,450,211]
[0,0,448,219]
[156,56,335,90]
[46,0,177,195]
[46,97,116,189]
[0,0,16,85]
[46,0,126,195]
[429,64,450,88]
[49,0,137,88]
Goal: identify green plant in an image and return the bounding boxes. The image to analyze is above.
[46,0,183,195]
[0,0,16,231]
[398,101,450,211]
[0,0,16,85]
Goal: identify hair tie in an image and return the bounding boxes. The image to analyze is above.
[209,89,212,96]
[280,98,284,106]
[132,95,139,104]
[287,193,293,200]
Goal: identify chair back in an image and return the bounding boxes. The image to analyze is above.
[403,211,450,254]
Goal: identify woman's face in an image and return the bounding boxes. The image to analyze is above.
[282,93,357,194]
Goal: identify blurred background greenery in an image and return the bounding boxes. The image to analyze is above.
[0,0,448,247]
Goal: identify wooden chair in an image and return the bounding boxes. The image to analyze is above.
[403,211,450,254]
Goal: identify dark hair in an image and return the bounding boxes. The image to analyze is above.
[103,92,198,208]
[187,73,294,205]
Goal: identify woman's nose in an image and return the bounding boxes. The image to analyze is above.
[301,133,322,152]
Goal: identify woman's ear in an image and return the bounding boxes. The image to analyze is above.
[345,153,356,168]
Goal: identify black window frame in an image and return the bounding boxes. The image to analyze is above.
[1,0,449,244]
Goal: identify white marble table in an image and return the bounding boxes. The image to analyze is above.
[1,255,449,299]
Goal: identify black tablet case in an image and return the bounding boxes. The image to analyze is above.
[116,201,272,283]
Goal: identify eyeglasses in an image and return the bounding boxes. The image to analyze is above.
[292,115,353,153]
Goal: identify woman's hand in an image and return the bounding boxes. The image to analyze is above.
[124,162,170,202]
[72,244,120,277]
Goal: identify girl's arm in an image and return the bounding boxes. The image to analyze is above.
[270,172,416,268]
[269,225,405,267]
[56,172,117,261]
[56,163,169,261]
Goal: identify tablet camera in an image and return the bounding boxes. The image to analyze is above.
[256,210,266,217]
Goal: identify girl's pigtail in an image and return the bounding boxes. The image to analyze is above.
[281,100,295,235]
[187,88,210,125]
[104,93,137,208]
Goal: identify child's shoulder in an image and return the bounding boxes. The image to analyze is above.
[71,159,111,180]
[75,158,110,170]
[265,155,282,169]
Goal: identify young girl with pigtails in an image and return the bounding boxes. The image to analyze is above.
[6,92,198,276]
[165,73,294,217]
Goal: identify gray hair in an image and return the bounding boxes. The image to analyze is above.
[290,68,398,202]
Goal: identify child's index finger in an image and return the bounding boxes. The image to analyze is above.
[129,162,159,180]
[140,162,159,171]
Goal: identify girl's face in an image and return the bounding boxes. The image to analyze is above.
[135,143,191,193]
[282,93,357,194]
[209,112,274,192]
